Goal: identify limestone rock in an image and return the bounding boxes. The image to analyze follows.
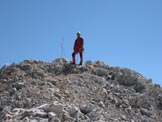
[0,58,161,122]
[47,102,64,113]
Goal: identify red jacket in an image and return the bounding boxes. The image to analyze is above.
[73,37,84,52]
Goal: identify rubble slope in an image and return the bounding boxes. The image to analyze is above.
[0,58,162,122]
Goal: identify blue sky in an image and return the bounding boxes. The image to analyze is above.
[0,0,162,85]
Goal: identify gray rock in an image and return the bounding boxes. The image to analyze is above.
[13,82,25,90]
[140,108,152,117]
[47,102,64,113]
[80,105,93,115]
[54,58,68,64]
[39,119,49,122]
[63,111,76,122]
[66,105,79,116]
[9,87,17,96]
[94,60,105,67]
[0,111,6,121]
[85,61,93,65]
[36,104,50,111]
[87,111,101,121]
[35,111,48,118]
[134,81,146,93]
[0,59,162,122]
[23,117,30,122]
[94,68,108,77]
[49,118,61,122]
[29,119,39,122]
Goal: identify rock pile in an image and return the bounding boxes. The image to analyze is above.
[0,58,162,122]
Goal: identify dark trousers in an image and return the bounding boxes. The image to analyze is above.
[72,50,83,64]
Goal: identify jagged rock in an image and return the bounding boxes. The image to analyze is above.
[94,60,105,67]
[12,81,25,90]
[93,67,108,77]
[87,110,101,121]
[80,104,94,114]
[47,102,64,113]
[53,58,68,64]
[85,60,93,65]
[140,108,152,117]
[0,58,162,122]
[65,105,79,117]
[63,110,76,122]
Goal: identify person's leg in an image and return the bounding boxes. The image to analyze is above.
[72,52,76,64]
[79,52,83,65]
[72,51,79,64]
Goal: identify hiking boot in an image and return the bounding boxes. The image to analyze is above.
[79,62,82,65]
[71,62,75,65]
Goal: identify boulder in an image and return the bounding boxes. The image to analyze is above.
[47,102,64,113]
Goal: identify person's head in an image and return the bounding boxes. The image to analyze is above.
[77,32,81,37]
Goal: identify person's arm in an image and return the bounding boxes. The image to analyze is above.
[80,38,84,51]
[73,39,77,50]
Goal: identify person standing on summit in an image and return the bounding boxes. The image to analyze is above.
[72,32,84,65]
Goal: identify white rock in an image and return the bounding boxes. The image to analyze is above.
[48,112,56,119]
[39,119,48,122]
[36,104,50,111]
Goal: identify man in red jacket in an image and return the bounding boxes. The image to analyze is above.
[72,32,84,65]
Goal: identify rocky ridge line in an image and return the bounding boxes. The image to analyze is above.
[0,58,162,122]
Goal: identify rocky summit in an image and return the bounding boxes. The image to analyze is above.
[0,58,162,122]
